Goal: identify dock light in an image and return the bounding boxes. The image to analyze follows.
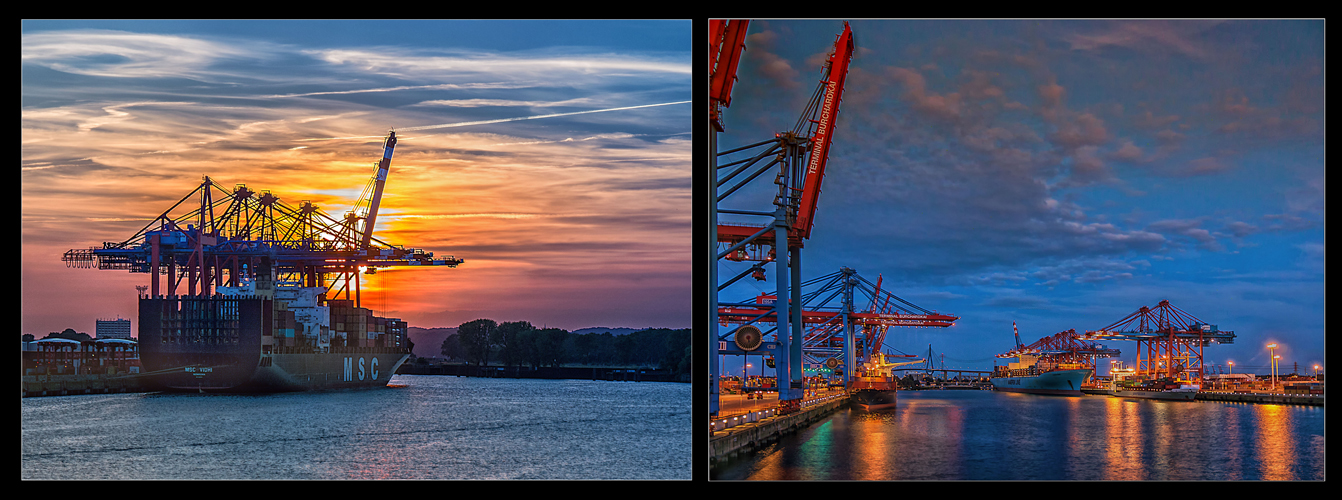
[1267,344,1279,388]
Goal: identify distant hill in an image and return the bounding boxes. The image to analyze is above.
[406,326,457,359]
[569,327,639,336]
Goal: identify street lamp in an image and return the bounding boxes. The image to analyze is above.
[1267,343,1278,389]
[1274,355,1281,391]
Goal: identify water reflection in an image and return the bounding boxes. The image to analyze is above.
[1254,404,1295,480]
[714,392,1323,481]
[851,408,897,480]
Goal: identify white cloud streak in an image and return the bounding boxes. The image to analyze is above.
[298,101,691,141]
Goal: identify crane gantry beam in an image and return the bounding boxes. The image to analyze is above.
[63,131,462,306]
[997,325,1121,369]
[717,267,958,391]
[1081,299,1235,382]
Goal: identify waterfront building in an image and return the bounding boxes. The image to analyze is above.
[96,318,132,340]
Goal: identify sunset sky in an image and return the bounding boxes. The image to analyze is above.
[22,20,691,335]
[715,20,1323,377]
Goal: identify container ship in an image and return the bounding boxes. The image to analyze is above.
[137,263,409,392]
[990,354,1089,396]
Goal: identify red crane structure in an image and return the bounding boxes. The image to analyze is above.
[710,19,750,133]
[996,324,1121,374]
[63,131,462,309]
[711,21,855,416]
[1081,300,1235,383]
[717,267,956,391]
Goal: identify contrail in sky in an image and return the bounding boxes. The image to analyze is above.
[299,100,690,142]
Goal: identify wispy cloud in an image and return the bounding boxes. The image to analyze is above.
[23,21,691,333]
[22,29,270,80]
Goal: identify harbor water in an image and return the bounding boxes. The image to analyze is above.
[712,390,1324,480]
[22,374,690,480]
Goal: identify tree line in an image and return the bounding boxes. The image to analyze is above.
[439,319,691,376]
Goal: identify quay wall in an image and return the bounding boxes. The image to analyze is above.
[397,363,689,382]
[22,374,150,398]
[1195,391,1323,406]
[710,396,848,466]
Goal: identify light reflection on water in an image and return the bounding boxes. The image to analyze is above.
[712,390,1323,481]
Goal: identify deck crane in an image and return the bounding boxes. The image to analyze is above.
[63,130,462,308]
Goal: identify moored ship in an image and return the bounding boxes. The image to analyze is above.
[137,271,410,392]
[850,352,913,411]
[1109,376,1199,401]
[990,322,1108,397]
[990,361,1089,396]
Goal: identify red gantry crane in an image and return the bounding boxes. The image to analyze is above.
[712,21,855,416]
[997,324,1121,386]
[716,21,854,255]
[718,267,957,389]
[1081,299,1235,383]
[710,19,750,134]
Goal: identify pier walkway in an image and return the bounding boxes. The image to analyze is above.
[710,390,849,466]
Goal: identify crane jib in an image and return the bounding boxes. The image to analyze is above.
[807,80,839,176]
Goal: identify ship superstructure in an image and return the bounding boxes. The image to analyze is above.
[850,351,921,410]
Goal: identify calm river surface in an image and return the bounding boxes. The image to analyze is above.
[712,390,1324,481]
[22,375,690,480]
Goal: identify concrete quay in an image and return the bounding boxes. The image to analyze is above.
[1194,391,1323,406]
[709,394,849,466]
[22,374,150,398]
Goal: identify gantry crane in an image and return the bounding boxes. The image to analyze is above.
[1081,299,1234,383]
[715,20,854,255]
[717,267,957,391]
[997,323,1120,384]
[712,21,855,416]
[63,131,462,307]
[709,19,751,416]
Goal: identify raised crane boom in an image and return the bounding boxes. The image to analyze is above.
[360,130,396,250]
[793,21,853,241]
[710,19,750,133]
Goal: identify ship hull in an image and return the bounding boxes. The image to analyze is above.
[142,350,409,392]
[991,369,1088,396]
[852,388,897,411]
[137,296,408,392]
[1112,389,1197,401]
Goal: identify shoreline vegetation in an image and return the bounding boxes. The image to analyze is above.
[413,319,691,383]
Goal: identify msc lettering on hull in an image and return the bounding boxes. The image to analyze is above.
[342,357,380,382]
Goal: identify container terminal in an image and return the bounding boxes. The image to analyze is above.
[707,20,1322,467]
[40,130,460,393]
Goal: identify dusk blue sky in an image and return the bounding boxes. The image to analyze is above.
[714,20,1323,378]
[23,20,690,335]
